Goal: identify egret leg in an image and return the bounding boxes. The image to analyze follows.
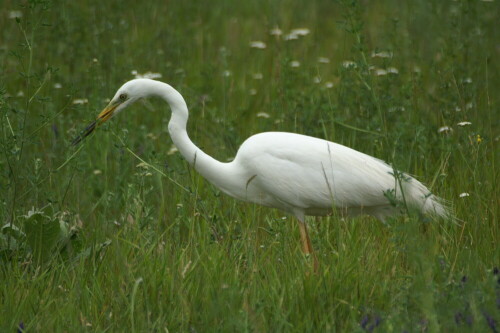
[297,218,319,273]
[298,220,313,254]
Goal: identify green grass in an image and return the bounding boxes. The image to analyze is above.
[1,0,499,331]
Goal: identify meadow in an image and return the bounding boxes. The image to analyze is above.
[1,0,499,331]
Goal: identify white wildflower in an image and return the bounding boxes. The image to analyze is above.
[438,126,452,133]
[222,70,231,77]
[93,169,102,175]
[318,57,330,64]
[53,83,62,89]
[290,28,310,36]
[256,112,270,118]
[134,71,162,79]
[284,33,299,41]
[249,41,266,49]
[270,27,282,37]
[284,28,310,40]
[72,98,88,105]
[290,60,300,68]
[8,11,22,19]
[387,67,399,74]
[371,51,393,58]
[459,193,470,198]
[167,145,178,155]
[313,76,321,84]
[325,82,334,88]
[342,61,356,69]
[143,72,162,79]
[136,162,149,169]
[375,69,387,76]
[457,121,472,127]
[389,106,405,113]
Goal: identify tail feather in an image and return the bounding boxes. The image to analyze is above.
[402,177,452,220]
[422,194,450,218]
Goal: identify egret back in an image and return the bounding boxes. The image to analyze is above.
[233,132,448,220]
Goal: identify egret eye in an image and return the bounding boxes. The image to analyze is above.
[119,93,127,101]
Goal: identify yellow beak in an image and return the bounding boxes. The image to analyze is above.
[71,102,119,145]
[97,103,119,123]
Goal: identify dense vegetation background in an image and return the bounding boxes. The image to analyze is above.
[1,0,498,331]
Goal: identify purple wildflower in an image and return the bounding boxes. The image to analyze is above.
[483,311,497,333]
[360,314,369,329]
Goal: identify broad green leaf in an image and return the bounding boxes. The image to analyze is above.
[23,211,62,264]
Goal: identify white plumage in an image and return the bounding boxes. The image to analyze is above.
[75,78,449,266]
[228,131,447,222]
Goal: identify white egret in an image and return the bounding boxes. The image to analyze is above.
[73,79,449,268]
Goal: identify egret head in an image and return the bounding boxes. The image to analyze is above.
[71,79,148,145]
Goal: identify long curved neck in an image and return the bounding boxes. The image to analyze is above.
[149,81,229,186]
